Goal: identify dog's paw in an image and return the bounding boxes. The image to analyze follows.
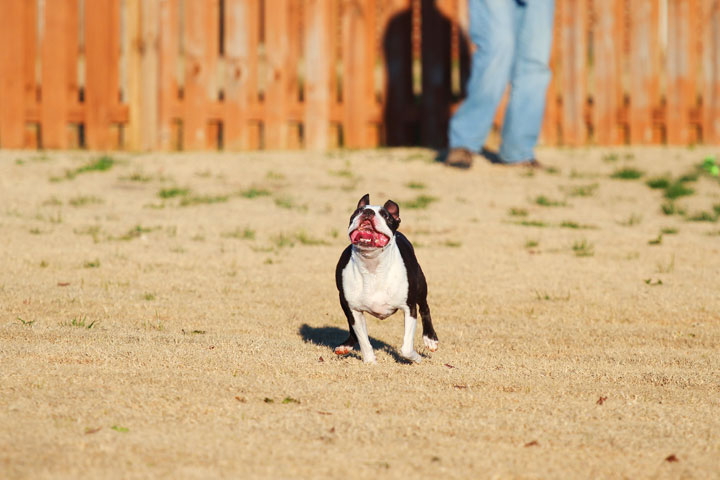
[401,349,422,363]
[334,345,354,355]
[423,335,438,352]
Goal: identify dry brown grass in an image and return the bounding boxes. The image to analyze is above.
[1,147,719,479]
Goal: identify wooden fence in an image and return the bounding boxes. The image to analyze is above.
[0,0,719,151]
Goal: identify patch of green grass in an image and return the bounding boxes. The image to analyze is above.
[271,233,295,249]
[644,278,663,286]
[566,183,598,197]
[646,176,671,189]
[282,397,300,404]
[42,196,63,206]
[619,214,642,226]
[663,182,694,200]
[295,231,329,246]
[572,239,594,257]
[121,171,153,182]
[661,202,686,216]
[69,195,104,207]
[560,220,596,230]
[602,153,619,163]
[239,187,271,199]
[74,225,102,243]
[660,227,678,235]
[39,260,48,268]
[534,195,566,207]
[17,316,35,326]
[442,240,462,248]
[111,425,128,433]
[65,156,114,179]
[274,196,307,211]
[328,168,354,178]
[677,171,699,183]
[29,228,43,235]
[83,259,101,268]
[545,166,560,175]
[525,239,539,248]
[222,227,256,240]
[266,171,285,181]
[158,187,190,199]
[402,195,438,210]
[508,207,528,217]
[648,234,663,245]
[143,293,156,301]
[179,194,229,207]
[406,181,426,190]
[686,210,718,222]
[63,316,97,329]
[516,220,548,228]
[117,225,158,241]
[610,167,644,180]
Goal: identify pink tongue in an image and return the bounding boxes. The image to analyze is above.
[350,229,389,247]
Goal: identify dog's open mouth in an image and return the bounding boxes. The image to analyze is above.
[350,220,390,248]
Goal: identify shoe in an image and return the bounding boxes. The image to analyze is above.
[508,158,544,169]
[445,148,473,169]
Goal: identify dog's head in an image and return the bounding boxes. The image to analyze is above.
[347,193,400,250]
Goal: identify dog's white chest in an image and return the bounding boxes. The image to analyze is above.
[342,246,408,319]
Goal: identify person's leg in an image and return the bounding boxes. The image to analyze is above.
[448,0,517,153]
[499,0,555,163]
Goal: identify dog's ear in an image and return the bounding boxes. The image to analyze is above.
[383,200,400,222]
[357,193,370,209]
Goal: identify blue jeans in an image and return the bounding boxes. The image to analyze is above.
[448,0,555,163]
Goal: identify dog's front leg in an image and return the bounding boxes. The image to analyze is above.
[351,311,376,364]
[400,306,421,363]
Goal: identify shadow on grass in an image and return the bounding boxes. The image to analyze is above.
[298,324,414,364]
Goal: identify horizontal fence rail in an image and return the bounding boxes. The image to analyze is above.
[0,0,719,151]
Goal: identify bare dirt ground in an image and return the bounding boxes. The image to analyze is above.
[1,146,719,479]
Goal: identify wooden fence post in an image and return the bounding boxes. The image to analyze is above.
[265,0,291,149]
[559,0,588,145]
[628,0,660,144]
[0,0,27,148]
[304,0,332,150]
[342,0,374,148]
[666,0,698,144]
[127,0,159,150]
[702,0,720,143]
[593,0,623,144]
[85,0,121,149]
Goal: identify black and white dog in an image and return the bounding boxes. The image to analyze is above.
[334,194,438,363]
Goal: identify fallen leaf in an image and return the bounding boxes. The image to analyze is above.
[318,356,324,362]
[263,397,274,403]
[444,363,455,369]
[317,411,332,416]
[597,396,608,405]
[665,454,679,463]
[84,427,102,435]
[524,440,540,447]
[234,396,246,403]
[453,384,467,389]
[57,282,70,287]
[209,345,215,350]
[329,427,335,433]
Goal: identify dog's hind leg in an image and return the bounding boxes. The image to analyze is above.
[417,266,438,352]
[335,294,358,355]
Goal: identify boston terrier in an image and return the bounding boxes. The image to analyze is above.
[334,194,438,363]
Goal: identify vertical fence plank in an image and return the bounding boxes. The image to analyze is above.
[666,0,698,144]
[304,0,331,150]
[85,0,120,149]
[382,0,413,145]
[42,0,70,148]
[182,0,214,149]
[540,2,561,146]
[628,0,659,143]
[265,0,290,149]
[702,0,720,143]
[225,0,254,150]
[593,0,623,144]
[24,0,38,110]
[342,0,374,148]
[0,0,27,147]
[560,0,588,145]
[158,0,179,150]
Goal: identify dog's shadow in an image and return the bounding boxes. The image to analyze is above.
[298,324,415,364]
